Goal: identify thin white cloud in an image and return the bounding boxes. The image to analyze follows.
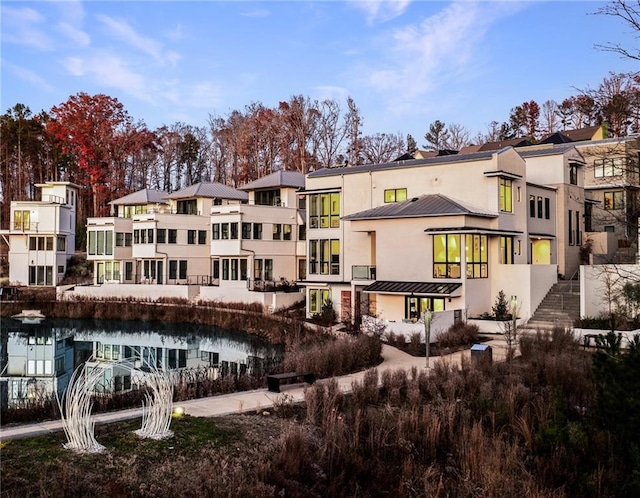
[63,52,153,103]
[314,85,350,102]
[240,8,270,19]
[1,6,54,51]
[96,14,177,65]
[364,1,526,114]
[56,22,91,47]
[350,0,412,24]
[53,0,85,25]
[185,82,223,108]
[165,24,185,42]
[1,59,54,93]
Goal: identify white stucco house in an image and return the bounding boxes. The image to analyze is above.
[300,147,559,329]
[1,181,80,286]
[77,172,306,310]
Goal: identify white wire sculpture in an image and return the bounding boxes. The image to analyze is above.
[57,352,175,452]
[57,363,106,454]
[134,360,174,440]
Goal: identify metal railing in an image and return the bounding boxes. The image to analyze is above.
[247,279,300,293]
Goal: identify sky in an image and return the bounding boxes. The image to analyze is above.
[1,0,638,143]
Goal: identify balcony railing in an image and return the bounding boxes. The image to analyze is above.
[352,265,376,280]
[96,273,219,286]
[247,279,300,293]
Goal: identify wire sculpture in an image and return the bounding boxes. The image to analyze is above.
[57,363,106,454]
[134,360,174,440]
[57,353,175,453]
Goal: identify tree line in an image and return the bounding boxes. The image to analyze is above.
[1,71,638,242]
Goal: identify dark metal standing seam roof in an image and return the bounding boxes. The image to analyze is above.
[238,170,305,191]
[363,281,462,295]
[307,148,505,178]
[342,194,497,221]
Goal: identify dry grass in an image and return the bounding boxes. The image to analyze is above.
[3,329,632,497]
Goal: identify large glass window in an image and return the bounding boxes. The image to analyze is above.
[230,222,238,239]
[283,224,292,240]
[157,229,166,244]
[308,239,340,275]
[594,157,624,178]
[384,188,408,203]
[13,210,30,230]
[500,236,514,264]
[465,234,487,278]
[569,163,579,185]
[499,179,512,212]
[309,289,330,314]
[255,189,280,206]
[433,234,461,278]
[168,229,177,244]
[405,297,445,320]
[253,223,262,240]
[604,191,624,210]
[188,230,196,244]
[212,224,220,240]
[529,195,535,217]
[198,230,207,244]
[309,192,340,229]
[273,224,282,240]
[179,260,187,279]
[88,230,113,256]
[242,223,251,239]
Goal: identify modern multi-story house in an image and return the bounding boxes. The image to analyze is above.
[86,182,248,288]
[576,136,640,261]
[201,171,306,302]
[81,172,305,309]
[301,147,558,326]
[2,181,79,286]
[518,145,586,278]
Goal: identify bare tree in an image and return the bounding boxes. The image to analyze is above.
[541,100,559,134]
[579,72,640,137]
[596,0,640,61]
[361,132,405,164]
[315,99,347,169]
[446,123,471,150]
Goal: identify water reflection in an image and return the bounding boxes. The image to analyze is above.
[0,318,283,408]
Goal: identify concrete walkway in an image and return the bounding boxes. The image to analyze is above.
[0,339,508,441]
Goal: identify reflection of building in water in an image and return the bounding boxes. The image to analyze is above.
[0,323,75,408]
[1,320,281,404]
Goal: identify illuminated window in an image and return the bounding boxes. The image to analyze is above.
[499,179,512,212]
[433,234,461,278]
[384,188,408,203]
[465,234,488,278]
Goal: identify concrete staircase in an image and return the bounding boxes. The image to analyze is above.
[525,280,580,330]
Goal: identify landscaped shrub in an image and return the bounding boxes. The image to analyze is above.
[311,299,337,326]
[437,321,480,349]
[492,289,511,320]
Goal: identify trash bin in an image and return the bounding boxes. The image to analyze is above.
[470,343,492,366]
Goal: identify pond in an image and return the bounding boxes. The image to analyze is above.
[0,318,284,409]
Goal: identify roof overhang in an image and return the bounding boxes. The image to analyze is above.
[529,233,556,239]
[363,281,462,297]
[483,170,523,180]
[298,187,342,194]
[424,226,523,236]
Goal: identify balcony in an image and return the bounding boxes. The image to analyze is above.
[352,265,376,280]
